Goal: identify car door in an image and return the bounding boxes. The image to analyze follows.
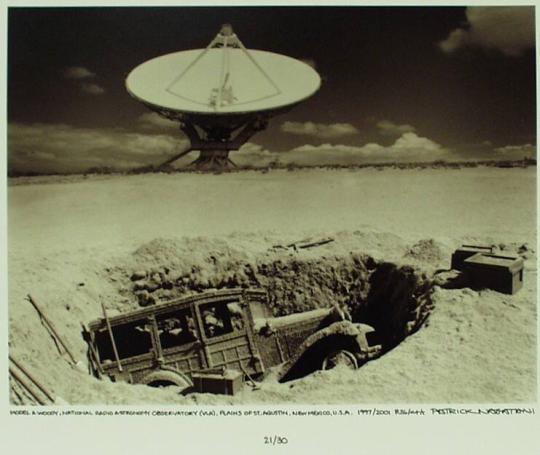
[154,306,206,378]
[196,298,263,376]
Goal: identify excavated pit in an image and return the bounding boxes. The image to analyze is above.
[112,239,435,354]
[9,237,439,405]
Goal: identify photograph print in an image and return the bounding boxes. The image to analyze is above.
[6,5,536,406]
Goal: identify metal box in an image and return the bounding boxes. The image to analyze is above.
[463,253,524,295]
[192,369,244,395]
[451,245,494,271]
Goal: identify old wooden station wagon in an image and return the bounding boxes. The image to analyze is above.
[82,288,381,394]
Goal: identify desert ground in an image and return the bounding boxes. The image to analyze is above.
[7,166,537,404]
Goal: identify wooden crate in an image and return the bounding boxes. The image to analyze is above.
[464,253,524,295]
[192,369,244,395]
[451,245,494,271]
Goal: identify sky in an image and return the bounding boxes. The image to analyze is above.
[6,5,537,173]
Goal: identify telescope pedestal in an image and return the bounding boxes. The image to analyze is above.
[156,110,270,170]
[189,150,236,170]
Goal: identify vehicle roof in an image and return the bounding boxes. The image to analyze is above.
[89,288,265,330]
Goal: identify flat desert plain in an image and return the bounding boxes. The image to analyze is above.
[7,166,537,404]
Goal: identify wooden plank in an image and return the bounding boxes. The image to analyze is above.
[27,294,78,365]
[9,367,47,405]
[101,302,123,372]
[297,237,334,249]
[80,322,104,377]
[9,355,55,403]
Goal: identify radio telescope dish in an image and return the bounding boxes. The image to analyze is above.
[126,49,320,115]
[126,24,321,170]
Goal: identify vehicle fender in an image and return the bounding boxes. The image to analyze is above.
[297,321,371,357]
[141,368,193,390]
[278,321,375,381]
[354,323,378,353]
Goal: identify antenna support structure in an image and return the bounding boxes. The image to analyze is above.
[126,24,320,171]
[156,25,277,170]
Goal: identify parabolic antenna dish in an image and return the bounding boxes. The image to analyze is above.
[126,25,321,170]
[126,48,321,115]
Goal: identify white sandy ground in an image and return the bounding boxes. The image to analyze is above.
[7,166,537,404]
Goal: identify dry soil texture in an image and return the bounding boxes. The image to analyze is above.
[7,167,537,404]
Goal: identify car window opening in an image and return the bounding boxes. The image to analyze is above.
[157,308,198,349]
[201,301,245,338]
[95,321,152,361]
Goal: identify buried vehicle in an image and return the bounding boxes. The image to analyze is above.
[82,288,382,394]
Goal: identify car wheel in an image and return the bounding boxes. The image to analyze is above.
[142,370,193,394]
[321,350,358,370]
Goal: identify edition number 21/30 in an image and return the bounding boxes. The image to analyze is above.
[264,435,288,445]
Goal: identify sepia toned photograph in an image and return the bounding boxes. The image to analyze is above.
[6,4,536,408]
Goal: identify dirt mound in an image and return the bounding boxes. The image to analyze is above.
[403,238,452,267]
[108,237,434,349]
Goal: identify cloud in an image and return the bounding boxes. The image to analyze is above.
[231,133,450,168]
[392,132,443,152]
[8,122,190,174]
[281,121,359,139]
[138,112,179,131]
[280,132,447,166]
[63,66,96,80]
[62,66,105,95]
[12,123,530,174]
[233,143,278,167]
[494,144,536,160]
[81,83,105,95]
[376,120,416,137]
[439,7,534,56]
